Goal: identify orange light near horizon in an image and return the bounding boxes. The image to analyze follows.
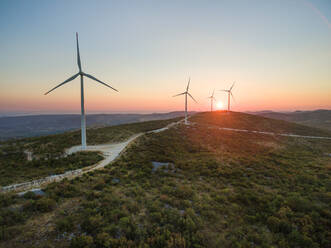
[216,101,224,110]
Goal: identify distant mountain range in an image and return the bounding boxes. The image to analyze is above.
[249,109,331,131]
[1,109,330,141]
[0,111,192,141]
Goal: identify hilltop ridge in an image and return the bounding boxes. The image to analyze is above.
[0,111,194,141]
[193,111,331,137]
[249,109,331,131]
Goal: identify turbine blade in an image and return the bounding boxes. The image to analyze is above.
[44,73,80,95]
[231,91,236,103]
[188,92,198,103]
[186,77,190,91]
[83,73,118,92]
[212,88,215,97]
[173,92,186,97]
[230,81,235,91]
[219,89,228,92]
[76,32,82,72]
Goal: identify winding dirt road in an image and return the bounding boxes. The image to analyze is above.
[1,120,181,193]
[206,125,331,140]
[66,133,142,171]
[2,118,331,194]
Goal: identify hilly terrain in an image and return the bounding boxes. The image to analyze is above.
[0,118,179,186]
[0,112,190,141]
[250,109,331,131]
[1,111,331,248]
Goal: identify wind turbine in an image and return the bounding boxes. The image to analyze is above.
[44,32,118,150]
[220,82,235,112]
[208,89,216,112]
[173,78,197,125]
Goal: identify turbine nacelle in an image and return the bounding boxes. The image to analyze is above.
[173,77,198,103]
[44,33,118,96]
[208,89,216,101]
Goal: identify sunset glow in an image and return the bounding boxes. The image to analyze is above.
[216,101,224,110]
[0,0,330,114]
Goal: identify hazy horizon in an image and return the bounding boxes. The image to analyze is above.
[0,108,330,118]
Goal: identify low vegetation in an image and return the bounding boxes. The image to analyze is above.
[0,118,179,186]
[191,111,331,137]
[254,109,331,131]
[0,112,330,247]
[16,117,180,157]
[0,151,102,186]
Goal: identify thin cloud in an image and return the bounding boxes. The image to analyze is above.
[303,0,331,29]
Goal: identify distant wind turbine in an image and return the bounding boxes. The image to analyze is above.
[220,82,235,112]
[208,89,216,112]
[44,32,118,150]
[173,78,197,125]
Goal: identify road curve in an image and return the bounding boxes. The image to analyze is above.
[1,120,182,193]
[66,133,143,171]
[3,118,330,194]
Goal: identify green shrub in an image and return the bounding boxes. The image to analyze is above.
[95,232,111,247]
[0,209,25,226]
[81,215,104,234]
[55,216,75,233]
[23,197,56,213]
[267,216,281,233]
[70,234,94,248]
[0,193,17,208]
[0,225,23,241]
[289,230,318,248]
[287,195,312,213]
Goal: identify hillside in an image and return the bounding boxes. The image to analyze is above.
[0,111,190,141]
[250,109,331,131]
[0,118,179,186]
[1,112,331,247]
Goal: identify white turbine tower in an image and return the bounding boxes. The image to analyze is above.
[44,32,118,150]
[220,82,235,112]
[173,78,197,125]
[208,89,216,112]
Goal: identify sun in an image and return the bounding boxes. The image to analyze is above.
[216,101,224,110]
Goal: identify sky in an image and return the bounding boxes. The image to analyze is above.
[0,0,330,114]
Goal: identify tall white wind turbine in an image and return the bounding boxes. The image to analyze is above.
[208,89,216,112]
[173,78,197,125]
[220,82,235,112]
[44,33,118,150]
